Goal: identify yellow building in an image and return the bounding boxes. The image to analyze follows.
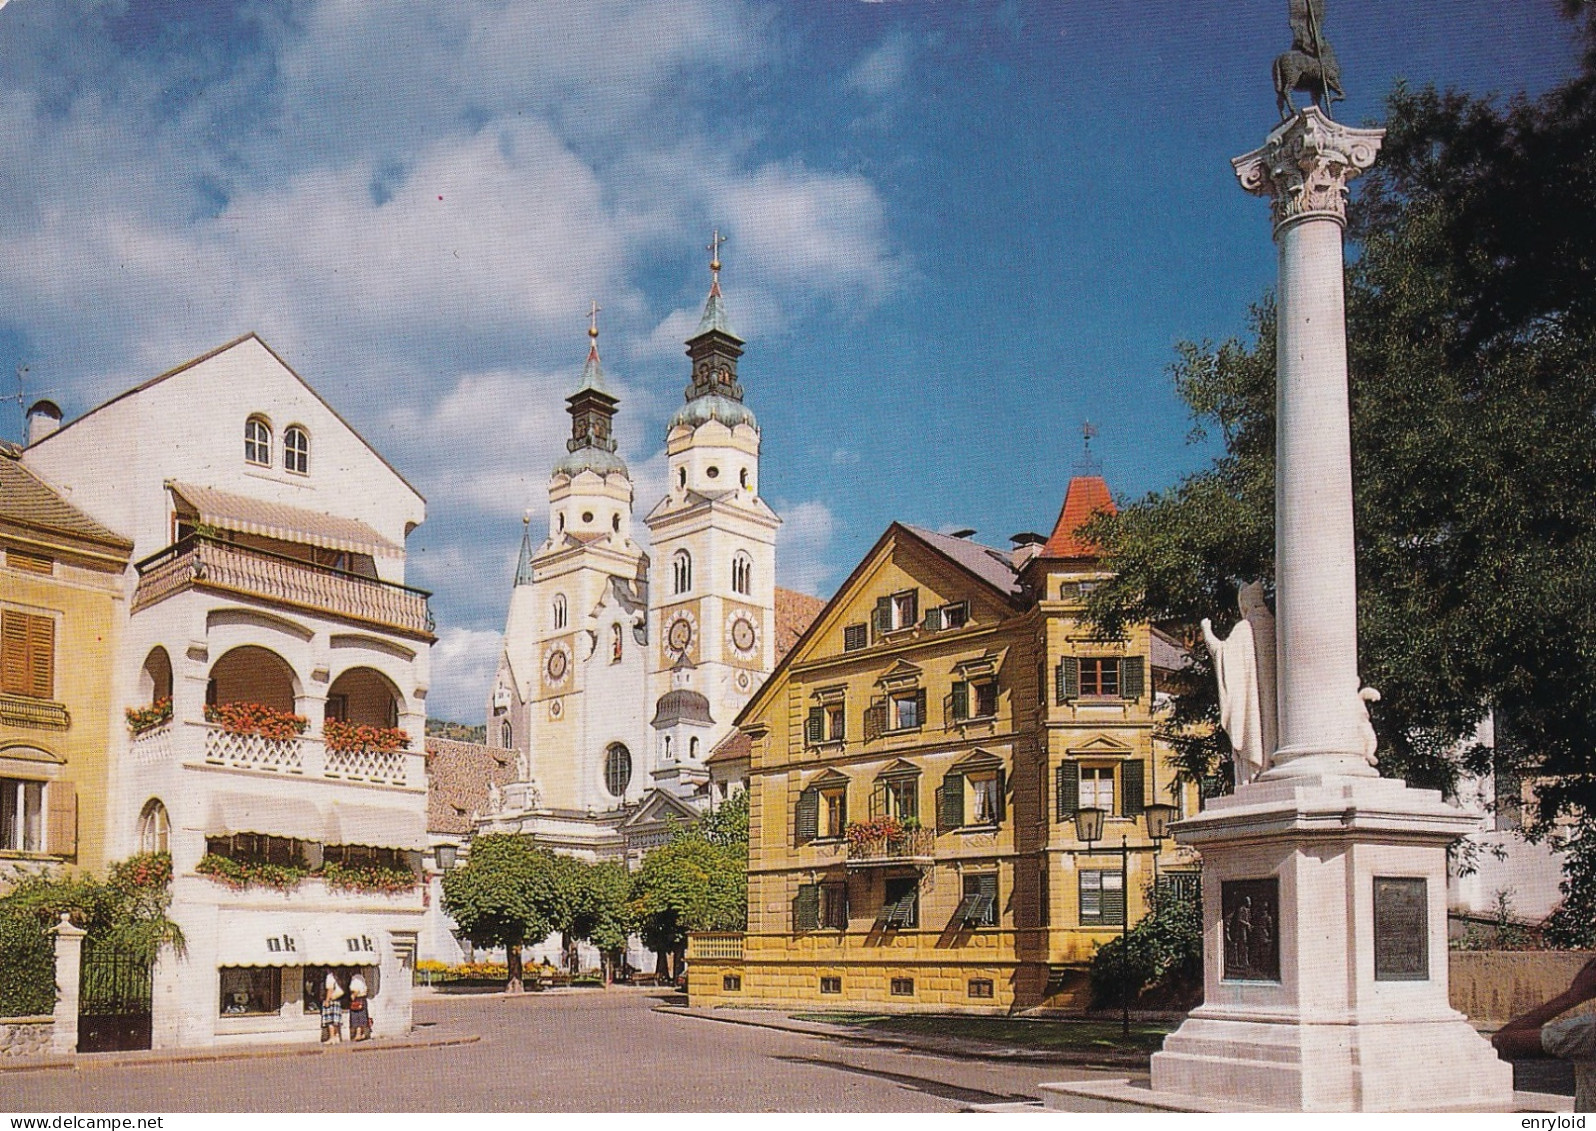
[688,476,1198,1012]
[1,436,133,876]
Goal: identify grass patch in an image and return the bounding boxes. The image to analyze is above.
[788,1011,1174,1054]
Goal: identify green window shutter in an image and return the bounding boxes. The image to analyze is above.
[794,884,820,931]
[914,688,927,728]
[838,789,848,829]
[939,773,965,830]
[872,597,892,638]
[951,681,969,721]
[835,704,847,742]
[843,624,868,652]
[994,766,1007,823]
[923,605,943,633]
[870,781,887,819]
[864,701,884,742]
[901,778,919,821]
[905,589,919,626]
[1121,759,1145,818]
[1056,761,1079,821]
[795,787,820,844]
[1122,656,1146,700]
[1062,657,1080,700]
[977,872,998,902]
[1105,879,1126,926]
[805,707,825,745]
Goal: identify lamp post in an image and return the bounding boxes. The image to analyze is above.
[1143,803,1177,891]
[1073,808,1132,1037]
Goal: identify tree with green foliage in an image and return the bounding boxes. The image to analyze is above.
[629,802,748,980]
[0,853,182,1015]
[440,834,556,993]
[1084,4,1596,920]
[1089,882,1204,1012]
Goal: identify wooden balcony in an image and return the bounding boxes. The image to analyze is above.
[133,535,433,639]
[845,827,936,868]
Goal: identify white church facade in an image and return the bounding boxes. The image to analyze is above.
[474,255,787,864]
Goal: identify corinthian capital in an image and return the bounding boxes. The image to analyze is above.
[1232,105,1384,230]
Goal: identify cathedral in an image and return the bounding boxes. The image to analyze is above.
[474,248,812,862]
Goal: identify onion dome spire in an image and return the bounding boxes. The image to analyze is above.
[672,230,756,431]
[554,301,628,477]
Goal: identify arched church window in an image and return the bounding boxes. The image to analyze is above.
[611,623,623,663]
[612,514,620,533]
[690,737,699,760]
[605,743,633,797]
[663,735,673,762]
[678,467,686,489]
[500,719,512,749]
[732,552,752,596]
[552,594,568,630]
[673,551,692,594]
[740,468,749,489]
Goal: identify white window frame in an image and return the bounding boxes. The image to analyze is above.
[283,425,310,474]
[244,417,272,466]
[0,777,46,853]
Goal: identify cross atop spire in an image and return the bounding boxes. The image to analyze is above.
[577,299,609,394]
[587,300,602,346]
[1073,420,1103,477]
[707,229,726,290]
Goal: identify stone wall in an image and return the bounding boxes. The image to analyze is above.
[1450,950,1596,1027]
[0,1018,54,1058]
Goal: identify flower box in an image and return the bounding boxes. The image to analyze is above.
[203,702,309,740]
[125,698,173,735]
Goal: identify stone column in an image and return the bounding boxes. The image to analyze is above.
[1231,107,1385,778]
[49,913,86,1056]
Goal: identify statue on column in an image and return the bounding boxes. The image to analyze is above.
[1274,0,1344,119]
[1201,582,1279,787]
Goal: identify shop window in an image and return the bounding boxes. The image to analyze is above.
[890,977,915,996]
[880,876,919,928]
[820,976,842,995]
[722,974,742,991]
[221,966,282,1015]
[0,778,45,852]
[301,966,370,1014]
[968,978,995,999]
[283,425,310,474]
[843,624,868,652]
[137,799,170,855]
[1079,869,1125,926]
[956,872,999,927]
[1,610,54,700]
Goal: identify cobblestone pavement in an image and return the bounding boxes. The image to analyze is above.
[0,989,1116,1112]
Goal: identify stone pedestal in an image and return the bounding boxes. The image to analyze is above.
[1146,776,1513,1111]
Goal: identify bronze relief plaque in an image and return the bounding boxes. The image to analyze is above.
[1221,878,1280,982]
[1373,876,1429,981]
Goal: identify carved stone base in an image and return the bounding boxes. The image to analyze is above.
[1142,774,1513,1112]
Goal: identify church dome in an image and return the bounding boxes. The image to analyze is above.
[668,394,758,433]
[651,688,714,728]
[553,447,629,478]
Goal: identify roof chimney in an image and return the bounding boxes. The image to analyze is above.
[1009,531,1046,569]
[25,400,61,446]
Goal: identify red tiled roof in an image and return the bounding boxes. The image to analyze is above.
[773,587,826,663]
[424,737,516,835]
[1042,476,1116,558]
[705,729,751,766]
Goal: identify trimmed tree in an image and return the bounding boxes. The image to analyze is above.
[440,834,555,993]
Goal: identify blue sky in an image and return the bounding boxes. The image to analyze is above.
[0,0,1581,721]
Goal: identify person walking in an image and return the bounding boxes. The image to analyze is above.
[1493,954,1596,1110]
[320,972,345,1044]
[348,974,371,1042]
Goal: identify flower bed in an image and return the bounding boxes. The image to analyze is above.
[322,719,410,753]
[195,854,310,891]
[203,702,308,740]
[125,698,172,735]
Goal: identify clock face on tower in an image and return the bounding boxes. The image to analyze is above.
[727,613,758,659]
[666,614,695,654]
[544,645,569,685]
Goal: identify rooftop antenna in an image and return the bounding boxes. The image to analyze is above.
[1073,420,1103,477]
[1,364,27,443]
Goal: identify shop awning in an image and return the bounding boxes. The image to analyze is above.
[325,800,427,851]
[217,914,309,968]
[168,481,403,558]
[302,922,386,966]
[204,792,328,843]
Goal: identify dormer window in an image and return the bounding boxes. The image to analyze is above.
[283,425,310,474]
[244,417,271,465]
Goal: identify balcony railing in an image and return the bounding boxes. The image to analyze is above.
[686,932,745,961]
[132,720,421,791]
[133,535,433,639]
[845,826,936,867]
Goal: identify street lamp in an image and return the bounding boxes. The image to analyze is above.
[1073,809,1130,1037]
[434,844,458,872]
[1143,803,1177,890]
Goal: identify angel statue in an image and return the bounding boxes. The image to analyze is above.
[1201,582,1279,787]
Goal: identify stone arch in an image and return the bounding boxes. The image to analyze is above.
[138,646,173,704]
[208,645,300,714]
[326,666,402,728]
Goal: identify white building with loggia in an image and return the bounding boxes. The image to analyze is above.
[23,334,431,1048]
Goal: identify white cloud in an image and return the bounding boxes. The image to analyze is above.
[848,32,914,99]
[775,499,836,596]
[427,626,503,723]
